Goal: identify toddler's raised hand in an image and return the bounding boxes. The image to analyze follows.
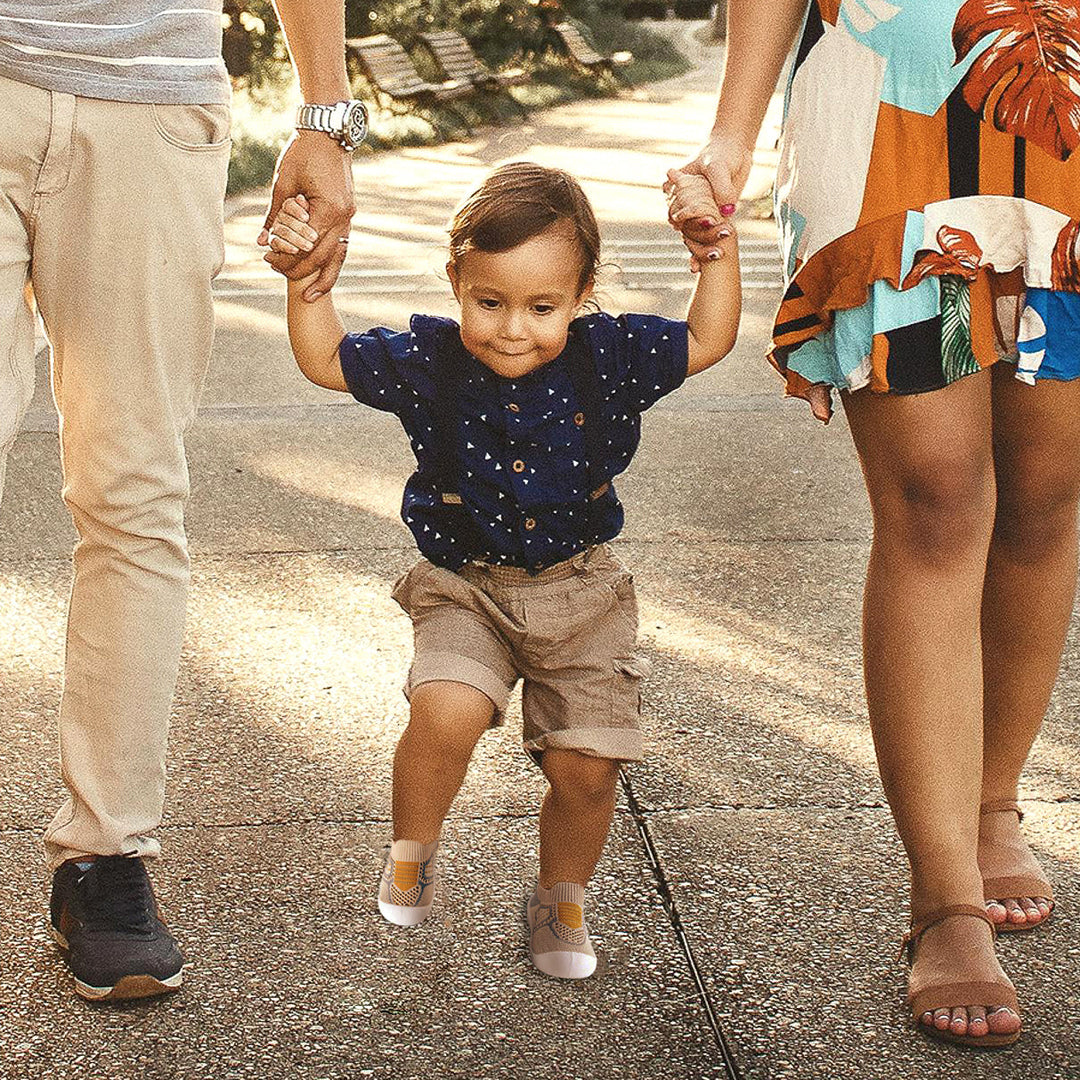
[267,195,320,257]
[664,169,734,271]
[664,169,723,232]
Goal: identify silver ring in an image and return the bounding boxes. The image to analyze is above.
[338,236,350,244]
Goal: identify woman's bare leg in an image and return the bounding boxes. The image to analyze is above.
[980,363,1080,925]
[843,370,1018,1039]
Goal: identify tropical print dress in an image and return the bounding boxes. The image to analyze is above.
[771,0,1080,421]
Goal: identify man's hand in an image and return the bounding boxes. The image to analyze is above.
[259,130,356,301]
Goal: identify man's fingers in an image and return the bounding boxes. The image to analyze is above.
[303,236,349,300]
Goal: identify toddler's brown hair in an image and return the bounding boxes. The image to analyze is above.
[448,162,601,294]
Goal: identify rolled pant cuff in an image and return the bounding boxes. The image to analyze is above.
[524,728,643,764]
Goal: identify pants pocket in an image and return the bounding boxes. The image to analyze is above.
[612,653,652,718]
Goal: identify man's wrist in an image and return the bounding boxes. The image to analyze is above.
[296,100,368,151]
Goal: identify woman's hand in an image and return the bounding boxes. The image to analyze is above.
[668,129,754,271]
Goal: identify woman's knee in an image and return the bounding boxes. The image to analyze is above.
[993,479,1080,561]
[542,749,620,803]
[871,465,996,566]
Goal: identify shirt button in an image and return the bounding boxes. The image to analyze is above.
[512,459,525,473]
[524,517,536,530]
[507,402,520,413]
[574,412,585,426]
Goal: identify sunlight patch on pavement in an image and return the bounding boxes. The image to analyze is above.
[214,299,287,336]
[637,593,877,775]
[240,452,403,522]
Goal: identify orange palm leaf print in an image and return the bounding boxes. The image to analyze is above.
[817,0,842,23]
[902,226,985,288]
[953,0,1080,161]
[1051,218,1080,288]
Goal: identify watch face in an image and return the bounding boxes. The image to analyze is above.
[343,102,367,148]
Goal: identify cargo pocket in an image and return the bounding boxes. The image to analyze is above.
[612,653,652,719]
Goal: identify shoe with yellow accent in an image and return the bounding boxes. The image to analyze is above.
[527,882,597,979]
[377,839,438,926]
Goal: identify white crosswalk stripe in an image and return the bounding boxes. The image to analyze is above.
[210,238,785,298]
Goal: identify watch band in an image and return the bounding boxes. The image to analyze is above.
[295,101,367,151]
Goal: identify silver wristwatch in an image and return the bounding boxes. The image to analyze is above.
[295,100,368,151]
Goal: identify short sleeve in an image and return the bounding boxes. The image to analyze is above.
[338,327,415,413]
[580,313,689,413]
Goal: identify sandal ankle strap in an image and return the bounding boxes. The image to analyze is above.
[901,903,996,962]
[980,799,1023,821]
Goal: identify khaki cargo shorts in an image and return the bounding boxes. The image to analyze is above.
[391,544,650,762]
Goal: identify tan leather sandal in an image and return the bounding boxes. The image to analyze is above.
[979,800,1055,931]
[904,904,1021,1048]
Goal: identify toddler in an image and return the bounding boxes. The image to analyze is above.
[271,161,738,979]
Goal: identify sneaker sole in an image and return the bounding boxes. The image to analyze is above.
[51,926,184,1001]
[530,949,598,980]
[75,971,183,1001]
[378,898,433,927]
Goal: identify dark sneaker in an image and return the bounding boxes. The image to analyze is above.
[50,855,185,1001]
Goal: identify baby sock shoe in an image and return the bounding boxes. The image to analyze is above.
[377,839,438,926]
[527,881,597,979]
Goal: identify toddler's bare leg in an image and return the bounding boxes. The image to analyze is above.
[392,681,495,843]
[538,749,620,888]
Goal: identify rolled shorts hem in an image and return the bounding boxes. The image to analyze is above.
[404,651,513,722]
[524,728,643,764]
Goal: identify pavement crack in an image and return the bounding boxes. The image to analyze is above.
[619,767,744,1080]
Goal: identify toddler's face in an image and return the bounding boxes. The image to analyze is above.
[449,225,592,378]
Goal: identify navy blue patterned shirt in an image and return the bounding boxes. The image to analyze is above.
[338,312,688,571]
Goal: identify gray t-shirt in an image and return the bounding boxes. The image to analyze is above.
[0,2,230,104]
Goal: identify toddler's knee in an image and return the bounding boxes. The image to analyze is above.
[543,749,619,804]
[407,682,494,752]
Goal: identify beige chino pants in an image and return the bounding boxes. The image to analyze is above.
[0,75,230,868]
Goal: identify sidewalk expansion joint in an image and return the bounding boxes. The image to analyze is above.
[629,795,1080,816]
[633,799,890,815]
[619,766,744,1080]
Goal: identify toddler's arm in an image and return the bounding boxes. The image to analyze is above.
[276,196,349,391]
[667,171,742,375]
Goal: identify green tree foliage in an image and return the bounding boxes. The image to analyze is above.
[223,0,640,83]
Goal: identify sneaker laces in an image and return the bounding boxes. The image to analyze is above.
[75,856,156,935]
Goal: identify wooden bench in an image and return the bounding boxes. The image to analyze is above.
[551,21,632,80]
[419,29,528,118]
[420,30,527,91]
[346,34,475,130]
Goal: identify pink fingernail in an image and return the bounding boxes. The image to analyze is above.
[721,203,736,216]
[697,217,716,228]
[718,228,733,239]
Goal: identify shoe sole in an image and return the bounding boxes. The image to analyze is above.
[51,927,184,1001]
[378,898,433,927]
[530,949,597,980]
[917,1021,1021,1049]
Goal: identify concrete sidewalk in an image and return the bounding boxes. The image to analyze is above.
[1,21,1077,1080]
